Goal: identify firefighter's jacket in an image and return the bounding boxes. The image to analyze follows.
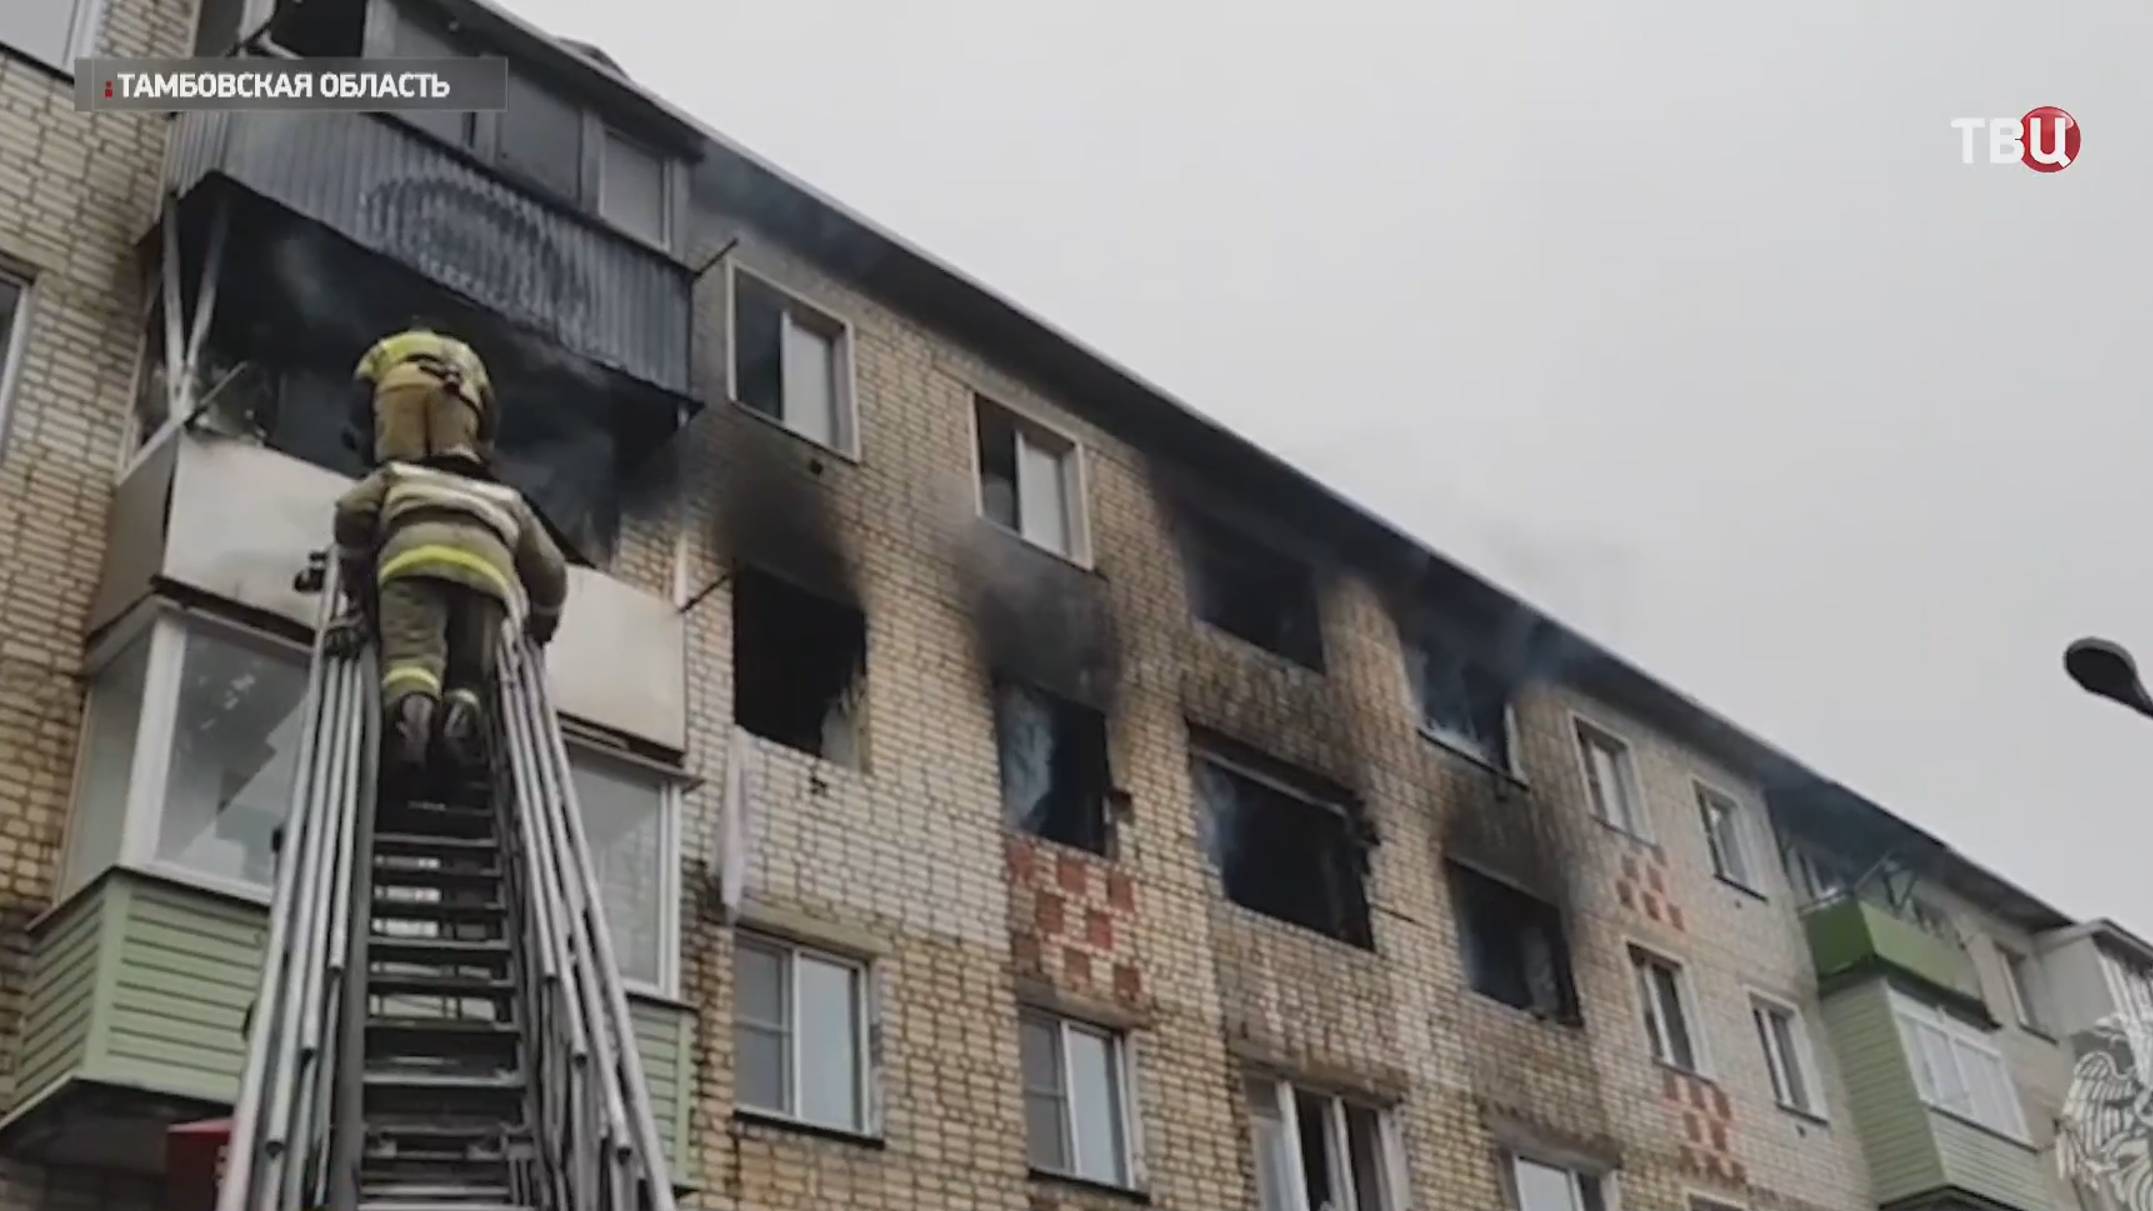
[354,329,498,464]
[334,461,567,636]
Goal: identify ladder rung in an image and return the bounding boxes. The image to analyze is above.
[371,863,503,890]
[374,831,500,856]
[366,938,512,966]
[360,1184,513,1199]
[367,972,515,998]
[368,899,508,922]
[358,1203,530,1211]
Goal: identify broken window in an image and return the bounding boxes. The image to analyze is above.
[732,567,865,766]
[732,269,854,453]
[1193,744,1370,947]
[1247,1078,1403,1211]
[498,67,584,203]
[975,396,1085,560]
[1410,630,1510,769]
[1450,863,1578,1022]
[1183,517,1323,669]
[994,681,1111,854]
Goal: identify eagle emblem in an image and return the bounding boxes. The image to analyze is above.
[2060,1011,2153,1211]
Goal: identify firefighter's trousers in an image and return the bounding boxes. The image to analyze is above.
[378,577,505,723]
[372,369,484,464]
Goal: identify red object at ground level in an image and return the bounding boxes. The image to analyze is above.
[166,1118,231,1211]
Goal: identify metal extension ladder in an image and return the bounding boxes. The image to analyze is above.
[215,562,677,1211]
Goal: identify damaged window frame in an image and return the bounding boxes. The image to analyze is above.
[731,566,869,769]
[1246,1076,1409,1211]
[1191,737,1373,949]
[1180,513,1326,671]
[1407,625,1519,777]
[1504,1154,1612,1211]
[1449,862,1581,1025]
[970,394,1093,566]
[1629,942,1711,1077]
[1694,780,1761,895]
[993,678,1115,857]
[1572,714,1652,842]
[726,262,860,459]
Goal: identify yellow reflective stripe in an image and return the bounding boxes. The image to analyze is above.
[377,545,515,600]
[382,666,441,696]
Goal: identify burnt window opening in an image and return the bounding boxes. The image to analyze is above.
[733,567,865,767]
[1411,631,1512,770]
[1450,863,1579,1023]
[1192,744,1370,947]
[1183,518,1323,670]
[994,681,1111,855]
[266,0,365,57]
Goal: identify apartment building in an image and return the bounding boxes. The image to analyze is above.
[0,2,2127,1211]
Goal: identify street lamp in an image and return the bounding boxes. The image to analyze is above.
[2064,637,2153,718]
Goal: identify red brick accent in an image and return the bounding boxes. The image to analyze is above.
[1669,904,1686,932]
[1114,962,1141,1002]
[1619,882,1636,909]
[1689,1081,1708,1110]
[1085,909,1114,949]
[1709,1121,1727,1151]
[1647,865,1665,894]
[1663,1070,1681,1100]
[1730,1161,1747,1185]
[1064,947,1092,987]
[1712,1087,1731,1119]
[1106,871,1134,911]
[1007,837,1035,883]
[1645,895,1662,921]
[1706,1155,1724,1180]
[1622,855,1640,881]
[1057,853,1088,896]
[1681,1146,1698,1172]
[1684,1113,1701,1142]
[1013,933,1042,972]
[1036,892,1065,937]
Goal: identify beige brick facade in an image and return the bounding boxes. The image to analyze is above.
[0,9,2060,1211]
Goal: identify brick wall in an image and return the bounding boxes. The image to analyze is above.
[0,0,191,1202]
[658,213,1879,1211]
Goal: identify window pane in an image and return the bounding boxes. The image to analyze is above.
[1650,963,1696,1070]
[976,400,1020,531]
[1026,1090,1070,1172]
[600,128,666,244]
[1917,1024,1967,1111]
[1515,1159,1581,1211]
[0,0,79,70]
[781,315,837,447]
[1066,1028,1124,1184]
[64,632,152,896]
[1635,959,1665,1061]
[736,1023,787,1113]
[735,941,786,1026]
[158,628,307,887]
[499,68,583,201]
[1346,1105,1388,1211]
[1770,1011,1810,1110]
[796,955,860,1130]
[570,751,665,987]
[1016,428,1071,554]
[1754,1007,1788,1104]
[390,13,472,147]
[734,275,784,416]
[1248,1081,1294,1211]
[1294,1090,1336,1211]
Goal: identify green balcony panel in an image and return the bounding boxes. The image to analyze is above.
[3,868,698,1179]
[1805,897,1985,1012]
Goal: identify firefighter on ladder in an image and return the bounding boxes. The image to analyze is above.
[327,323,569,779]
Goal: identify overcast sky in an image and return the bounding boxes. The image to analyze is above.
[500,0,2153,930]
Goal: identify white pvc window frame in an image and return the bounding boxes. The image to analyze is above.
[724,262,860,460]
[1506,1152,1613,1211]
[59,603,308,907]
[1694,779,1760,893]
[1019,1009,1142,1188]
[732,931,880,1137]
[1629,942,1712,1077]
[564,740,684,1000]
[0,267,33,462]
[1571,714,1651,841]
[1891,988,2030,1143]
[1747,989,1826,1119]
[1246,1076,1410,1211]
[967,393,1095,568]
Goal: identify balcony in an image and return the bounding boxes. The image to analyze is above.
[164,108,692,397]
[1805,895,1986,1014]
[91,431,687,753]
[0,868,695,1176]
